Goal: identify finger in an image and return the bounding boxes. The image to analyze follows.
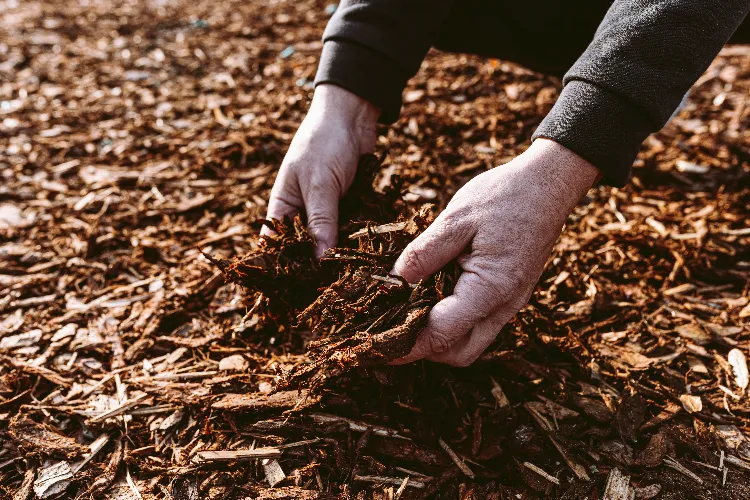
[263,174,303,236]
[390,270,504,364]
[393,211,474,283]
[302,185,339,258]
[426,305,517,367]
[261,195,299,238]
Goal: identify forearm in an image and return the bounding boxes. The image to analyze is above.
[314,0,455,123]
[533,0,750,186]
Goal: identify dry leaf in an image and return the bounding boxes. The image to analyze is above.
[218,354,249,372]
[728,349,749,390]
[679,394,703,414]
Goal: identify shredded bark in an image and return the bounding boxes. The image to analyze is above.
[0,0,749,498]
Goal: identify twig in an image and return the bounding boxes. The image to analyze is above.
[522,462,559,486]
[524,403,590,481]
[52,275,164,324]
[353,475,425,489]
[438,437,475,479]
[349,222,408,239]
[12,466,35,500]
[663,457,703,484]
[89,393,148,423]
[490,377,510,408]
[276,438,321,449]
[394,466,429,478]
[125,465,142,499]
[129,371,218,383]
[72,433,111,474]
[195,448,282,463]
[394,476,410,500]
[311,413,410,440]
[723,454,750,472]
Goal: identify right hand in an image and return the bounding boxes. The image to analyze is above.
[264,84,380,257]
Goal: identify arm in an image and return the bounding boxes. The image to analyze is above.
[315,0,456,123]
[533,0,750,186]
[266,0,454,255]
[394,1,750,366]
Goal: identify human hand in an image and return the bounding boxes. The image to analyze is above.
[391,139,601,366]
[264,84,380,257]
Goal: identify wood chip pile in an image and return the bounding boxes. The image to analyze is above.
[1,0,749,498]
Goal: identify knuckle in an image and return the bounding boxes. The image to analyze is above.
[503,268,530,301]
[280,157,303,176]
[438,213,464,241]
[306,212,336,229]
[478,266,525,307]
[306,169,346,198]
[426,330,454,354]
[485,278,514,306]
[401,244,430,276]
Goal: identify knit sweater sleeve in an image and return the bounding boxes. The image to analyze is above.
[532,0,750,186]
[314,0,455,123]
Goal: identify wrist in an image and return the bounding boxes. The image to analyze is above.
[524,138,601,210]
[311,84,380,129]
[310,84,380,154]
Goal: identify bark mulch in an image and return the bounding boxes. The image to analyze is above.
[1,0,749,498]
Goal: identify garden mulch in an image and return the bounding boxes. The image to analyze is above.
[1,0,749,498]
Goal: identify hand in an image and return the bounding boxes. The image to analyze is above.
[265,84,380,257]
[391,139,601,366]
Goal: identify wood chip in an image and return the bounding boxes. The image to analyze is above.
[522,462,559,485]
[12,466,35,500]
[490,377,510,408]
[33,462,73,499]
[603,467,634,500]
[263,459,286,487]
[437,437,474,479]
[352,475,425,489]
[195,448,282,463]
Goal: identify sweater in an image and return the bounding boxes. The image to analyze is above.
[314,0,750,186]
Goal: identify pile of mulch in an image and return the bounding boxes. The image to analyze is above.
[1,0,750,498]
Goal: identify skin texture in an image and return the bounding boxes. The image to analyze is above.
[390,138,600,366]
[264,84,380,257]
[266,84,601,366]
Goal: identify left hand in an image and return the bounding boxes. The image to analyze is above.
[391,138,600,366]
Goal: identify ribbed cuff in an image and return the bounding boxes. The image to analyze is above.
[314,40,406,124]
[532,80,655,187]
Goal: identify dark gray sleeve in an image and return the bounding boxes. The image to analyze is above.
[314,0,455,123]
[532,0,750,186]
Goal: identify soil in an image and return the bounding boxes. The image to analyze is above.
[1,0,749,499]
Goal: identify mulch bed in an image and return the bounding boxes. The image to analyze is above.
[1,0,749,498]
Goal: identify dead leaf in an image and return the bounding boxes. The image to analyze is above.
[728,349,748,391]
[218,354,249,372]
[679,394,703,413]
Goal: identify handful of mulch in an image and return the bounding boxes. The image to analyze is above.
[203,215,321,316]
[283,204,457,390]
[206,156,457,391]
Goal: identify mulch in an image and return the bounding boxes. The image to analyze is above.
[1,0,749,498]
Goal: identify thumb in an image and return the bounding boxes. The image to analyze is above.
[304,187,339,258]
[393,212,473,283]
